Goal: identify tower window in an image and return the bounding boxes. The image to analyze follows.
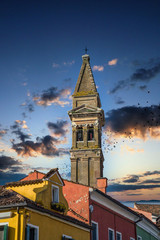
[88,127,94,141]
[76,127,83,141]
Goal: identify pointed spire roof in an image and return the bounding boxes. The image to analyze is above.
[73,54,97,95]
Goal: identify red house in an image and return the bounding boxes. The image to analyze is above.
[63,179,140,240]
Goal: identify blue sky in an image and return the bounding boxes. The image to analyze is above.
[0,0,160,202]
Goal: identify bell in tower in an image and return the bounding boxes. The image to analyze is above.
[68,54,105,187]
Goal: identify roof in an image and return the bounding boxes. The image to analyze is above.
[95,189,140,218]
[5,168,64,187]
[73,54,97,95]
[0,188,91,230]
[135,203,160,217]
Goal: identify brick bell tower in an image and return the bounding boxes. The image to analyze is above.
[68,54,105,187]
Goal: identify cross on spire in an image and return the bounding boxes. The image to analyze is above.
[84,47,89,54]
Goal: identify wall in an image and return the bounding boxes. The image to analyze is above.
[27,209,90,240]
[7,173,68,214]
[0,208,25,240]
[90,199,136,240]
[136,225,159,240]
[63,180,90,223]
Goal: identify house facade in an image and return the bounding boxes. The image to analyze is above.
[0,169,91,240]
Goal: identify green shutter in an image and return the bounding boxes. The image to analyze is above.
[3,225,8,240]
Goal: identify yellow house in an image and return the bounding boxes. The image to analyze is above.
[0,169,90,240]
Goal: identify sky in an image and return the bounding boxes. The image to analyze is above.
[0,0,160,202]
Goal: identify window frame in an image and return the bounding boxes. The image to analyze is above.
[108,228,114,240]
[26,224,39,240]
[62,234,74,240]
[51,184,59,203]
[91,221,99,240]
[137,236,142,240]
[116,231,122,240]
[0,222,8,240]
[76,127,83,142]
[87,127,94,141]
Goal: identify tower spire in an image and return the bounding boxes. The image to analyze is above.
[68,54,105,187]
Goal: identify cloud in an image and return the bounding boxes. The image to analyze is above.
[11,121,31,142]
[0,155,21,171]
[107,183,160,192]
[52,60,75,68]
[93,65,104,72]
[63,60,75,66]
[139,85,147,91]
[143,170,160,176]
[123,175,139,183]
[12,135,69,157]
[108,58,118,66]
[52,63,60,68]
[33,87,71,107]
[108,170,160,194]
[115,97,125,105]
[47,120,69,137]
[0,129,7,138]
[109,58,160,94]
[105,105,160,140]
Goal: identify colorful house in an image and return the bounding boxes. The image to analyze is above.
[63,179,160,240]
[0,169,91,240]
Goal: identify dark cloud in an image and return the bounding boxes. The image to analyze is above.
[33,87,71,107]
[139,85,147,90]
[11,121,30,142]
[141,179,160,184]
[123,175,139,183]
[105,105,160,139]
[28,103,34,112]
[0,155,20,170]
[107,183,160,192]
[126,193,143,196]
[47,120,68,137]
[130,62,160,82]
[109,59,160,94]
[115,97,125,105]
[12,135,69,157]
[143,170,160,176]
[109,80,127,94]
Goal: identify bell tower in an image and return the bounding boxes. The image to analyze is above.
[68,54,105,187]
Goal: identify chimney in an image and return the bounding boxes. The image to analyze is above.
[97,178,108,194]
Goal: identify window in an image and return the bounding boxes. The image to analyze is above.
[137,236,142,240]
[108,228,114,240]
[91,221,98,240]
[116,232,122,240]
[76,127,83,141]
[62,235,74,240]
[88,127,94,141]
[0,224,8,240]
[130,238,135,240]
[52,185,59,203]
[25,224,39,240]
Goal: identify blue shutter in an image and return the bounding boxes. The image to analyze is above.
[3,225,8,240]
[25,225,30,240]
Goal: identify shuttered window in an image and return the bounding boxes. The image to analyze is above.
[25,225,38,240]
[0,225,8,240]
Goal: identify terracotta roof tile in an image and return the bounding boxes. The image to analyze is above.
[135,203,160,217]
[0,188,91,229]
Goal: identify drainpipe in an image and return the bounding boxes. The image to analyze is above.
[135,217,142,240]
[16,207,20,240]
